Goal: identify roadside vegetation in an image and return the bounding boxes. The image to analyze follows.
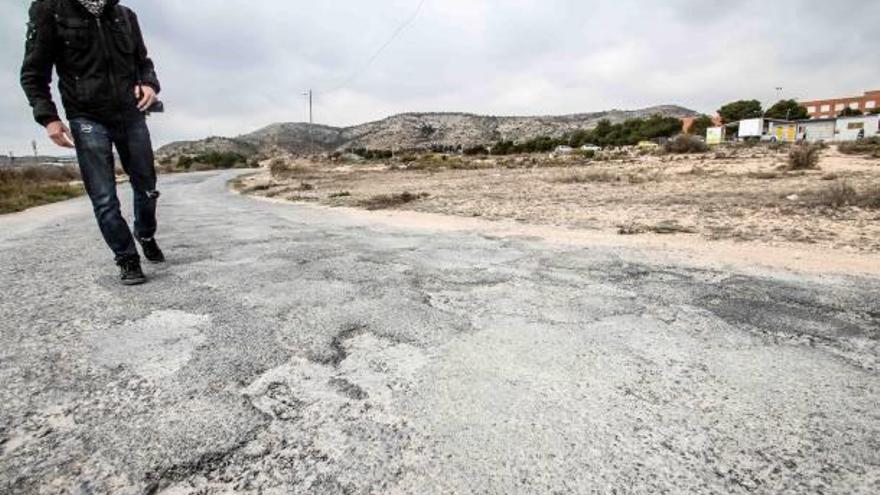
[356,191,430,210]
[233,139,880,253]
[158,151,257,173]
[0,165,83,214]
[838,137,880,158]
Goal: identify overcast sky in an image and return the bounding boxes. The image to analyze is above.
[2,0,879,155]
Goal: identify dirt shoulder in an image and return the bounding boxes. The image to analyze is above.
[232,144,880,276]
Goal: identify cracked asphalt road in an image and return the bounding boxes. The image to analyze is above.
[1,171,879,494]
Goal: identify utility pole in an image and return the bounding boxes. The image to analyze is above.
[31,140,38,164]
[303,90,313,124]
[302,90,314,155]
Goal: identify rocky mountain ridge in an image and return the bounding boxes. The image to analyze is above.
[157,105,698,157]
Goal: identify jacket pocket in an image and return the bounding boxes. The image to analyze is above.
[56,17,90,51]
[110,17,135,54]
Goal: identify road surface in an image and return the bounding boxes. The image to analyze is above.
[1,171,878,494]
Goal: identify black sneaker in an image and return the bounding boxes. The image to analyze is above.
[117,256,147,286]
[137,237,165,263]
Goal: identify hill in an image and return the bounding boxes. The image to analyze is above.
[157,105,698,158]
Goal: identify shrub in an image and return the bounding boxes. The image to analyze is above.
[463,145,489,156]
[177,155,194,170]
[813,180,858,208]
[192,151,245,169]
[787,144,821,170]
[859,185,880,209]
[838,137,880,156]
[554,171,619,184]
[665,135,708,154]
[269,158,288,178]
[349,148,393,160]
[807,181,880,209]
[747,171,781,180]
[356,192,430,210]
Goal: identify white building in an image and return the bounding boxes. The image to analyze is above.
[835,115,880,141]
[797,119,836,143]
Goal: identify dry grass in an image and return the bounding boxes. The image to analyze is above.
[618,221,698,235]
[838,137,880,156]
[0,165,83,214]
[808,181,880,209]
[553,168,662,184]
[554,170,620,184]
[356,192,430,210]
[399,155,494,171]
[269,158,314,179]
[236,145,880,253]
[747,171,781,180]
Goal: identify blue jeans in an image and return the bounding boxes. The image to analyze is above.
[70,116,159,261]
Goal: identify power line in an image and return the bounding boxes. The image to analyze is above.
[323,0,427,95]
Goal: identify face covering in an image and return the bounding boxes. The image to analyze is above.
[77,0,108,16]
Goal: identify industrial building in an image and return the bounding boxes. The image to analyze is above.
[800,89,880,119]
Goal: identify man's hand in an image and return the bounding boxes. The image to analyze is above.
[135,85,157,112]
[46,121,75,148]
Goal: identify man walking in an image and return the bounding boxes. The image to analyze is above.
[21,0,164,285]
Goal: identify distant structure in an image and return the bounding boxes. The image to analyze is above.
[800,89,880,119]
[681,115,722,133]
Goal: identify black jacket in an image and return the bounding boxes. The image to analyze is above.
[20,0,161,126]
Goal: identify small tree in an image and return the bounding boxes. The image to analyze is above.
[839,107,864,117]
[765,100,808,120]
[718,100,763,124]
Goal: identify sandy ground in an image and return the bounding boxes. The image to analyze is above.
[233,144,880,275]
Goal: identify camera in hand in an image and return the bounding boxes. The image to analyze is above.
[146,100,164,114]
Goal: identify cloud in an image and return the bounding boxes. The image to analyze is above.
[1,0,879,155]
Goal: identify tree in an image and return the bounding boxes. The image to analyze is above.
[839,107,864,117]
[688,115,715,137]
[765,99,808,120]
[717,100,763,123]
[870,108,880,115]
